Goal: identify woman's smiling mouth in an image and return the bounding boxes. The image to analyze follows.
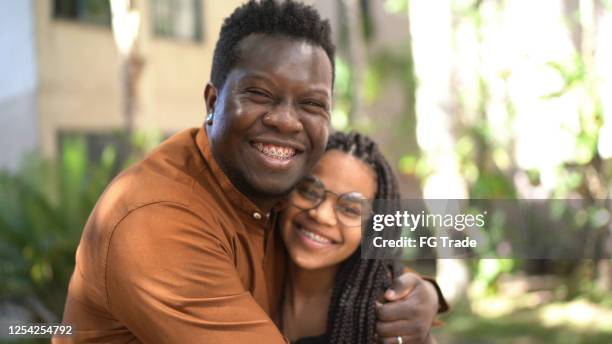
[294,222,339,249]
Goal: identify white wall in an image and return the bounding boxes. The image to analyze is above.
[0,0,38,171]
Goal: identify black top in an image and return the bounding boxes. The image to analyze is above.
[293,333,329,344]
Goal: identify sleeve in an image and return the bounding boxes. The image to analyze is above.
[403,267,449,314]
[105,202,287,344]
[421,276,449,314]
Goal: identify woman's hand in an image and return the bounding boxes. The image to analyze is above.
[375,272,440,344]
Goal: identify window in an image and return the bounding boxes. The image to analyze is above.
[57,130,172,171]
[53,0,112,26]
[151,0,203,42]
[57,131,129,170]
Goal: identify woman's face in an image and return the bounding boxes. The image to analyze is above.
[280,149,377,270]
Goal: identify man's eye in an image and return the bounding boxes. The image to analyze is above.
[245,89,271,99]
[302,100,324,108]
[300,100,330,118]
[249,91,266,96]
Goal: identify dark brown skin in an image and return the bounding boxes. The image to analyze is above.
[205,34,333,212]
[377,273,439,343]
[204,33,439,342]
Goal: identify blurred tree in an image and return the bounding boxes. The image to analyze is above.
[110,0,144,138]
[335,0,612,305]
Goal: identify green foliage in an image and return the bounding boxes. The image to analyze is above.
[0,138,116,318]
[471,259,515,295]
[347,1,611,339]
[333,57,353,131]
[383,0,408,14]
[436,304,612,344]
[543,55,587,99]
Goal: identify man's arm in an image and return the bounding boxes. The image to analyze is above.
[106,203,286,344]
[375,271,448,344]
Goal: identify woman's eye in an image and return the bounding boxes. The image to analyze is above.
[338,203,362,217]
[303,190,323,201]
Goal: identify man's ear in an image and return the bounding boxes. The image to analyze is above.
[204,82,218,114]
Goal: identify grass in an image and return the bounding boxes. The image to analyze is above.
[433,299,612,344]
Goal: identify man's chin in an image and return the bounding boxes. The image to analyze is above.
[250,181,295,199]
[225,172,293,205]
[246,166,305,196]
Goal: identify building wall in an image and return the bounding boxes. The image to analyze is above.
[33,0,407,159]
[0,0,38,171]
[35,0,244,157]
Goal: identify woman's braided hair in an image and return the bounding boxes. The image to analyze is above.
[325,131,404,344]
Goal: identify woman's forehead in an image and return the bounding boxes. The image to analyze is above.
[312,150,377,197]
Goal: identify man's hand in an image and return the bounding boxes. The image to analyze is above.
[375,272,439,344]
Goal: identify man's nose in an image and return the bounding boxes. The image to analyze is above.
[262,101,304,134]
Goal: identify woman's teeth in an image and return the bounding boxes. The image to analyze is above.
[253,142,296,159]
[298,227,332,244]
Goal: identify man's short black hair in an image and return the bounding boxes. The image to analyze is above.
[211,0,335,89]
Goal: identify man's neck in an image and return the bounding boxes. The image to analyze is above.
[248,195,281,214]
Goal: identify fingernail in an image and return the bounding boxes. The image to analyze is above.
[386,290,395,298]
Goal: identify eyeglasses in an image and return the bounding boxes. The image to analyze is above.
[290,175,369,227]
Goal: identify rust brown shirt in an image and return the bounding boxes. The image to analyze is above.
[58,127,287,343]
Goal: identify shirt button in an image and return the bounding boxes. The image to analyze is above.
[253,212,262,220]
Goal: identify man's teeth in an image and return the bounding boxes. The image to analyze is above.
[298,227,332,244]
[254,142,296,159]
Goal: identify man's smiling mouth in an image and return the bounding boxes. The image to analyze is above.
[252,142,297,160]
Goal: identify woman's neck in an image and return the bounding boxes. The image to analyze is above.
[282,262,339,340]
[288,262,337,299]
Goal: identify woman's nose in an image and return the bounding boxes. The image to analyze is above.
[308,197,338,226]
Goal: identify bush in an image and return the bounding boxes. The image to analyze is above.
[0,137,117,319]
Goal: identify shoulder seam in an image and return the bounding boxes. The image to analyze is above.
[103,200,195,313]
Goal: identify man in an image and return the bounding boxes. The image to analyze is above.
[58,1,446,343]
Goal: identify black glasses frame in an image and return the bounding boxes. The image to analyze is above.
[290,176,372,227]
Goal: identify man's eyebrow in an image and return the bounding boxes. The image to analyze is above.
[240,72,331,99]
[305,88,331,99]
[240,72,276,85]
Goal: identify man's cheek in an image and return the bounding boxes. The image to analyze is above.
[313,124,330,156]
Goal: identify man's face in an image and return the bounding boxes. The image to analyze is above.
[206,34,333,204]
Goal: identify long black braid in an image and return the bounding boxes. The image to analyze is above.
[325,131,404,344]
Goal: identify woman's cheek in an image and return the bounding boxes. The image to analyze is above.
[343,230,362,255]
[279,207,298,245]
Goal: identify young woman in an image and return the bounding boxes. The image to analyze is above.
[277,132,437,344]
